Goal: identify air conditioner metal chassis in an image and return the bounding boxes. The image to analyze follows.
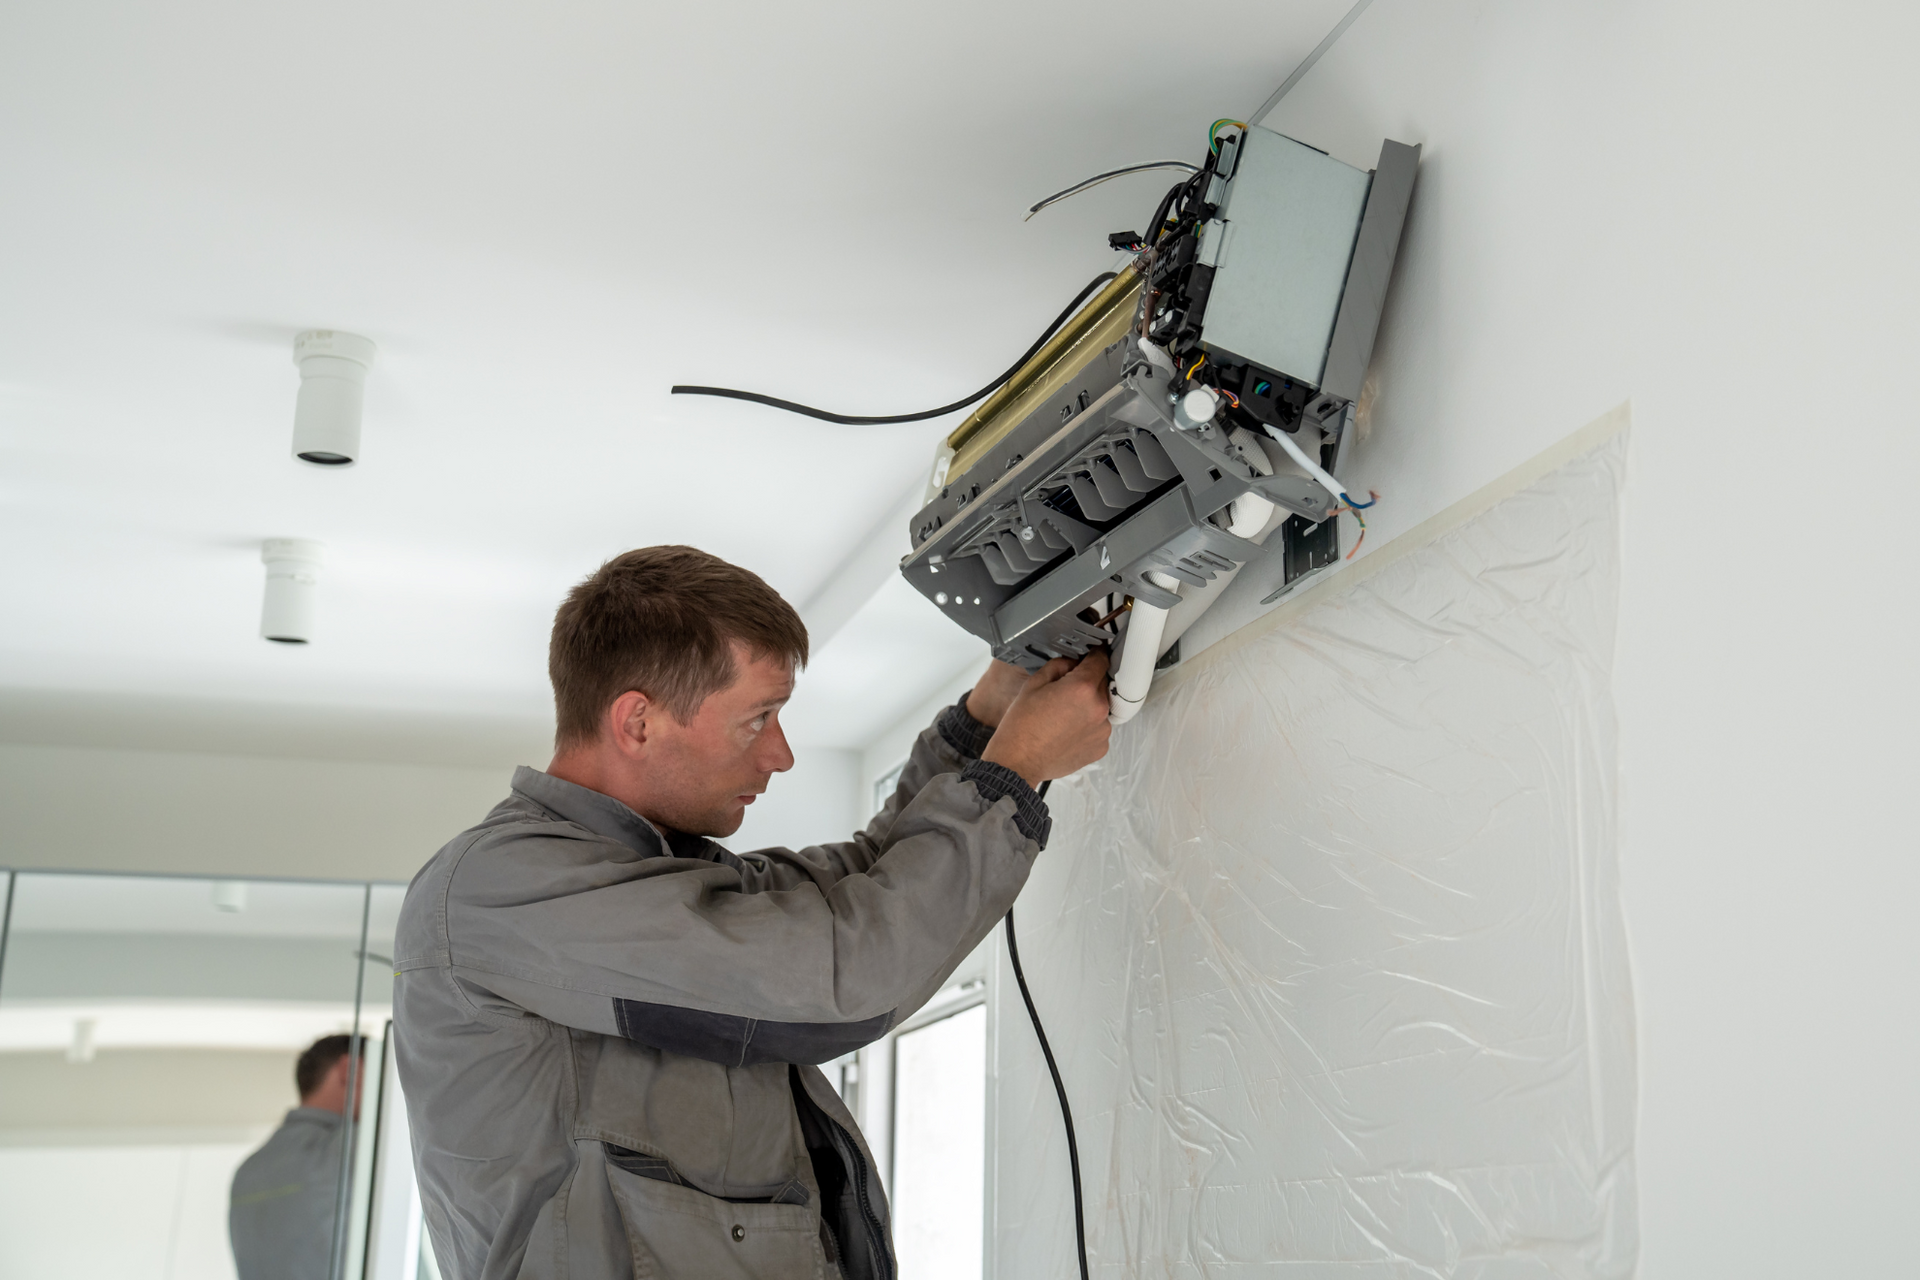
[900,335,1334,673]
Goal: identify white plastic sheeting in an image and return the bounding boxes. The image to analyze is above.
[988,429,1635,1278]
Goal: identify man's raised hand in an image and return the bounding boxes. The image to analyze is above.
[980,651,1113,787]
[964,659,1030,729]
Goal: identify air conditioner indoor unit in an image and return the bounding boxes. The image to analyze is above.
[900,124,1419,720]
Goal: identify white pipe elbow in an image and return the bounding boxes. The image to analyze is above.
[1110,573,1180,725]
[1108,601,1169,724]
[1226,493,1273,538]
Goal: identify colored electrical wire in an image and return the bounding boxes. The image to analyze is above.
[1209,119,1248,153]
[1184,355,1207,381]
[671,272,1118,425]
[1341,491,1378,559]
[1023,160,1200,221]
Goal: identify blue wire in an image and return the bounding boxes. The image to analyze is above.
[1341,491,1377,509]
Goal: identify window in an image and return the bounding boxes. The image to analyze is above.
[825,1050,860,1117]
[889,1003,987,1280]
[873,758,908,813]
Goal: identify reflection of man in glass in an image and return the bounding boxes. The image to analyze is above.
[229,1033,361,1280]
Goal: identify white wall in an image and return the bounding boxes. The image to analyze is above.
[0,696,862,876]
[0,741,866,879]
[0,690,545,881]
[0,742,511,882]
[0,1049,298,1280]
[1250,3,1919,1273]
[0,1140,255,1280]
[0,1047,296,1134]
[860,661,988,812]
[991,436,1633,1276]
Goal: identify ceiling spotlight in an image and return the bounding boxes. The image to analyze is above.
[67,1017,98,1065]
[261,538,325,644]
[292,330,376,466]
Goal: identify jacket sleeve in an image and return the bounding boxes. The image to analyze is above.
[728,695,1049,896]
[432,702,1051,1069]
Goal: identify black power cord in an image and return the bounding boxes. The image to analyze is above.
[1002,778,1091,1280]
[670,272,1118,426]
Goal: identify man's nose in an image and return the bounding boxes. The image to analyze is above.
[759,717,796,774]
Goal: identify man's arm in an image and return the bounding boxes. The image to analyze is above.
[428,654,1110,1067]
[729,661,1036,895]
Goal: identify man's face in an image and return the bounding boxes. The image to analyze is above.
[639,644,796,837]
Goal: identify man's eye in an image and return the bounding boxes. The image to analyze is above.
[750,715,767,731]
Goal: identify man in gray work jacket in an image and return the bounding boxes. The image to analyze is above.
[230,1033,362,1280]
[395,544,1111,1280]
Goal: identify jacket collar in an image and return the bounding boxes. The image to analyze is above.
[510,765,671,856]
[509,766,733,865]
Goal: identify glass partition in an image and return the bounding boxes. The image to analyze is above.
[0,870,424,1280]
[344,884,421,1280]
[0,866,985,1280]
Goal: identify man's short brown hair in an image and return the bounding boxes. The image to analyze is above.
[549,546,808,749]
[296,1033,358,1099]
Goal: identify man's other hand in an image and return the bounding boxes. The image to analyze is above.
[965,660,1030,729]
[981,652,1113,787]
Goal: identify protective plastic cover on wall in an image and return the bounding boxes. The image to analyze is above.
[989,427,1635,1277]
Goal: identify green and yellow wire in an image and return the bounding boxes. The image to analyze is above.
[1209,119,1248,153]
[1342,490,1379,559]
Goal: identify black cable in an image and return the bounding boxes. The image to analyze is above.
[1002,778,1091,1280]
[1143,179,1186,248]
[670,272,1118,426]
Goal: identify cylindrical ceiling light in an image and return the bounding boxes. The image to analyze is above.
[291,330,376,466]
[260,538,325,644]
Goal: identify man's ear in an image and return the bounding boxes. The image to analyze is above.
[607,690,652,757]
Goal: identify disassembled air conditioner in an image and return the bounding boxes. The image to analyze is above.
[899,124,1419,721]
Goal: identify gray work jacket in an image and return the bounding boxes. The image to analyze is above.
[229,1106,345,1280]
[394,701,1047,1280]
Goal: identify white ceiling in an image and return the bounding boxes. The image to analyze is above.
[0,0,1353,756]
